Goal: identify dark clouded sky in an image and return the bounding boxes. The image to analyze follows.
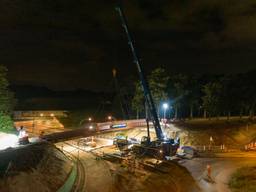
[1,0,256,91]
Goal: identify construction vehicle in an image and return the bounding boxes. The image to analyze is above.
[116,6,179,159]
[78,137,97,148]
[113,134,129,150]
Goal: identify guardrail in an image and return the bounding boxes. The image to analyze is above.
[245,141,256,151]
[193,144,242,153]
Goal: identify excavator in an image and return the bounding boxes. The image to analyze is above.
[116,6,180,159]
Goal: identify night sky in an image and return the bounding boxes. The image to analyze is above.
[1,0,256,91]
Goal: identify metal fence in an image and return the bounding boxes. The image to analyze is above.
[193,144,243,153]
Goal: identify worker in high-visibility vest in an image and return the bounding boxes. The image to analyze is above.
[207,164,212,179]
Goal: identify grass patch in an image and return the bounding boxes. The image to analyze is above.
[229,166,256,192]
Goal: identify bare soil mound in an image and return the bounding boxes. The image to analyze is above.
[0,142,72,192]
[111,160,200,192]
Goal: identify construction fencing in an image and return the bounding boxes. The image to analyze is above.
[193,144,243,153]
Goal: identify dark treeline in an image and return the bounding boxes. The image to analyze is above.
[5,65,256,122]
[0,65,15,131]
[131,68,256,120]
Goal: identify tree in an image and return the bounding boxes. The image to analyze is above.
[131,67,169,118]
[131,82,144,119]
[168,74,189,119]
[148,68,169,116]
[0,65,15,132]
[239,70,256,119]
[0,114,13,132]
[132,69,256,120]
[184,76,201,119]
[219,75,240,120]
[202,82,222,118]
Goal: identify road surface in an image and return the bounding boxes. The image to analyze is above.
[180,154,256,192]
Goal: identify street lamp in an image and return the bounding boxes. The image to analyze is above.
[88,117,92,122]
[162,103,169,130]
[108,116,112,121]
[163,103,169,120]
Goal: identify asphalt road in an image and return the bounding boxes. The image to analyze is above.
[180,154,256,192]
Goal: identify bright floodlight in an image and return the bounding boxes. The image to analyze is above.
[50,113,54,117]
[89,125,93,130]
[163,103,169,109]
[88,117,92,121]
[108,116,112,120]
[0,134,18,150]
[40,113,44,117]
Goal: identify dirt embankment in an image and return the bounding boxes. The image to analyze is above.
[0,143,72,192]
[98,118,256,147]
[172,119,256,146]
[110,160,200,192]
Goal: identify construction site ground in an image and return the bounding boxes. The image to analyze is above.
[72,118,256,192]
[60,140,200,192]
[9,117,256,192]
